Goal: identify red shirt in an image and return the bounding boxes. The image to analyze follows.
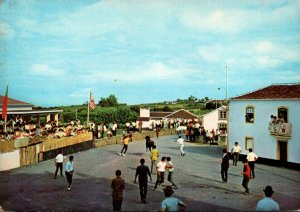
[243,163,251,178]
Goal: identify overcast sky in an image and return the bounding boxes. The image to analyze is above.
[1,0,300,107]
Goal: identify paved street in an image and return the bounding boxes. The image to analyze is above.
[1,134,300,211]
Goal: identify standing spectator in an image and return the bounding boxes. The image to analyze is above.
[241,159,251,195]
[111,170,125,212]
[154,157,167,191]
[125,122,130,133]
[150,145,160,174]
[160,186,187,211]
[256,186,280,211]
[231,142,242,166]
[65,155,74,191]
[156,126,160,139]
[138,120,143,133]
[247,148,258,179]
[221,149,229,183]
[54,150,65,179]
[119,134,131,156]
[166,157,178,189]
[134,158,152,204]
[184,128,189,141]
[112,122,118,136]
[177,136,185,156]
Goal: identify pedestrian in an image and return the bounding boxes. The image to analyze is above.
[256,186,280,211]
[134,158,152,204]
[166,157,178,189]
[156,126,160,139]
[150,145,160,174]
[231,142,242,166]
[119,134,131,156]
[221,149,229,183]
[247,148,258,179]
[177,136,185,156]
[160,186,187,211]
[154,157,167,191]
[54,150,65,179]
[241,159,251,195]
[111,170,125,212]
[65,155,74,191]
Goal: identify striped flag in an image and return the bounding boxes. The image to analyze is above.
[89,92,96,110]
[1,85,8,120]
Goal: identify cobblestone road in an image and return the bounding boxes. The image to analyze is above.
[1,134,300,211]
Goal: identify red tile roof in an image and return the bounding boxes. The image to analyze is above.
[0,95,32,105]
[165,109,198,119]
[150,112,172,118]
[232,84,300,100]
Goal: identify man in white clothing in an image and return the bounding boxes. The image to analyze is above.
[247,148,258,179]
[232,142,242,166]
[256,186,280,211]
[154,157,167,190]
[177,136,185,156]
[54,150,65,179]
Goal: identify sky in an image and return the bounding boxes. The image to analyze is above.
[0,0,300,107]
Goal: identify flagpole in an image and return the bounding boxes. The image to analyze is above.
[4,115,7,133]
[87,91,90,127]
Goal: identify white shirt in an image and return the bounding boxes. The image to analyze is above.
[156,161,167,172]
[233,145,242,153]
[167,161,174,172]
[247,152,258,162]
[256,197,280,211]
[55,153,64,163]
[177,138,184,145]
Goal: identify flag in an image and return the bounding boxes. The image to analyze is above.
[1,85,8,120]
[89,92,96,110]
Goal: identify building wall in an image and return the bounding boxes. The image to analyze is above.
[202,107,227,132]
[0,150,20,171]
[229,100,300,164]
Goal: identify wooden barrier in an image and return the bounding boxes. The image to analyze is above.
[0,140,15,153]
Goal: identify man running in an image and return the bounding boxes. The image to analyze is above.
[177,136,185,156]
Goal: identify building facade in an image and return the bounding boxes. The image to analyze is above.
[228,84,300,167]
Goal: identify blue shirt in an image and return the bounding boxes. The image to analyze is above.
[256,197,280,211]
[161,197,184,211]
[65,161,74,172]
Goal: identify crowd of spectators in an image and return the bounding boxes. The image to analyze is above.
[0,116,88,142]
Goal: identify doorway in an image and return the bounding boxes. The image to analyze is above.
[278,107,288,123]
[278,141,287,165]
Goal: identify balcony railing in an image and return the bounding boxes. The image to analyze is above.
[268,122,292,138]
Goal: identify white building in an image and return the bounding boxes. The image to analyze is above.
[229,83,300,167]
[200,106,227,134]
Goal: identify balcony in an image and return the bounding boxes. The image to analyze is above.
[268,122,292,138]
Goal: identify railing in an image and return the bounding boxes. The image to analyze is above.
[268,122,292,138]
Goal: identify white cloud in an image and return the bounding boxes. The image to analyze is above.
[77,62,195,84]
[0,22,15,38]
[30,64,68,77]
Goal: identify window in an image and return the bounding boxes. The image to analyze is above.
[219,110,227,120]
[278,107,288,123]
[218,123,227,130]
[245,137,254,151]
[245,106,254,123]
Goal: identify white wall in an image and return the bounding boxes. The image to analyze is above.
[140,108,150,117]
[229,100,300,163]
[202,107,227,132]
[0,150,20,171]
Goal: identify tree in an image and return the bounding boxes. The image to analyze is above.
[98,94,118,107]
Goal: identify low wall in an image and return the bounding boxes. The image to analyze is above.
[0,130,176,172]
[94,129,176,148]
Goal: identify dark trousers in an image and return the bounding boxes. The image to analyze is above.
[113,199,123,211]
[248,162,255,178]
[65,171,73,188]
[221,167,228,182]
[120,145,128,154]
[139,181,148,201]
[167,171,177,187]
[154,172,164,189]
[54,163,63,177]
[233,153,239,165]
[242,176,250,193]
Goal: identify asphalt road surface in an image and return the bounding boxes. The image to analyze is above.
[1,134,300,211]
